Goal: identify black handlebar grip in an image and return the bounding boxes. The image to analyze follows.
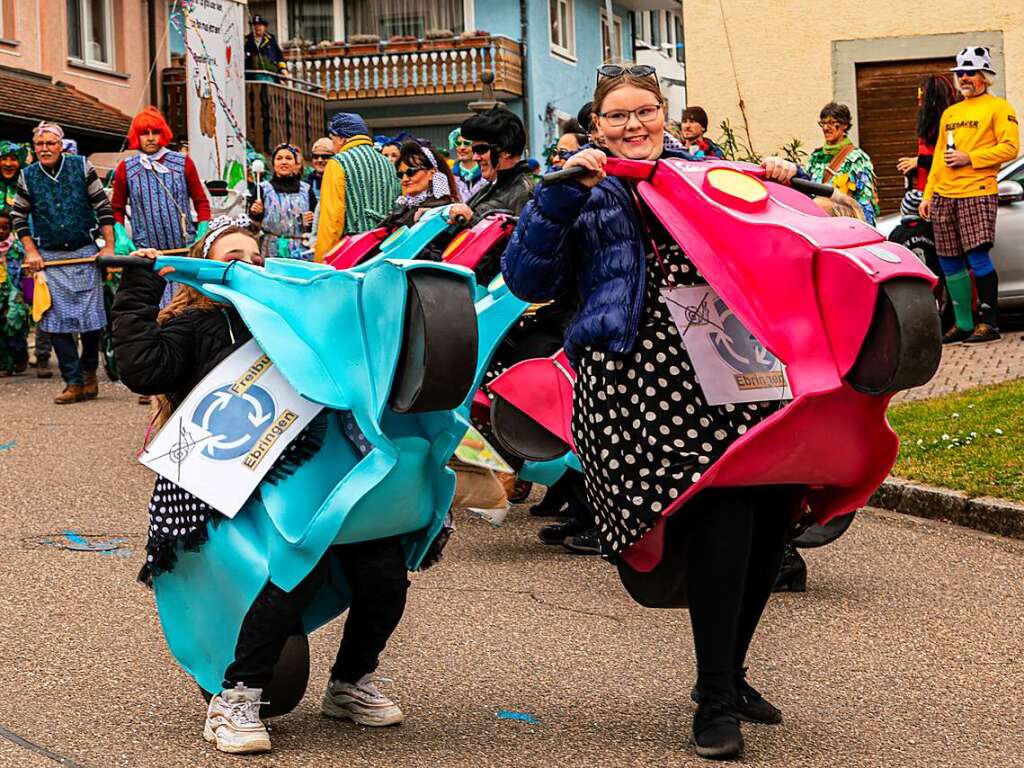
[452,214,467,226]
[540,165,590,185]
[790,177,836,199]
[96,254,155,269]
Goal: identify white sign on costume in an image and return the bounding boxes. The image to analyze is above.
[661,285,792,406]
[184,0,246,191]
[140,340,324,518]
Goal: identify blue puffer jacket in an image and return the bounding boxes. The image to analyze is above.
[501,146,693,367]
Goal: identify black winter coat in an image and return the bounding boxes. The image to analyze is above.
[111,266,251,407]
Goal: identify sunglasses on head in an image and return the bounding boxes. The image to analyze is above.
[471,143,498,156]
[596,64,656,82]
[396,166,430,179]
[312,153,332,160]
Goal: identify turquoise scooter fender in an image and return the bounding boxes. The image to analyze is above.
[103,253,479,712]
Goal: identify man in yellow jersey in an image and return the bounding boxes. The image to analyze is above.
[920,47,1019,344]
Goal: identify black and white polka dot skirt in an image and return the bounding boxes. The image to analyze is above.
[571,222,778,556]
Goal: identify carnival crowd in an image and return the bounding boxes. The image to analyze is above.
[0,41,1017,762]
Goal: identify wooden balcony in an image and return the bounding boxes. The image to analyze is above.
[282,35,524,105]
[162,65,326,158]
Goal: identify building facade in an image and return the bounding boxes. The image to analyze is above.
[682,1,1024,213]
[257,0,681,162]
[0,0,169,151]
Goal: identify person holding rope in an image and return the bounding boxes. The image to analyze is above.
[12,122,114,404]
[502,64,802,760]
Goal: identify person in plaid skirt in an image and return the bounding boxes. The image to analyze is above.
[920,46,1020,344]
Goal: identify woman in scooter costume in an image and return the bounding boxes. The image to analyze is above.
[111,219,409,755]
[502,66,802,761]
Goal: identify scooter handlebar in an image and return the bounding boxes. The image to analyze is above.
[788,176,837,199]
[96,254,155,270]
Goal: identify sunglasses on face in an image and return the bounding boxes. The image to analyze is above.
[555,148,574,160]
[396,166,430,179]
[953,70,980,79]
[454,138,473,148]
[596,64,656,82]
[471,143,497,156]
[312,153,332,160]
[598,104,663,128]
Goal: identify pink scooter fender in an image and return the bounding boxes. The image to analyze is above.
[324,227,389,270]
[441,213,516,271]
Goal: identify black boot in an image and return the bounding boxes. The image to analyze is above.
[772,544,806,592]
[964,271,1001,344]
[693,694,743,760]
[691,668,783,725]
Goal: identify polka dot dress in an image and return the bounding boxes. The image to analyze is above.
[571,214,779,556]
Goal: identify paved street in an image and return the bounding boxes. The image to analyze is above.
[895,329,1024,402]
[2,372,1023,768]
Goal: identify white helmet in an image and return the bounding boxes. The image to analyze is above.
[951,46,995,74]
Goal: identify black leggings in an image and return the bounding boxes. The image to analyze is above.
[223,535,410,690]
[684,487,793,696]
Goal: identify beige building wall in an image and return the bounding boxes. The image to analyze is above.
[0,0,169,118]
[682,0,1024,158]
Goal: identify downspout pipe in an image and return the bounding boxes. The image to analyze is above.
[147,0,159,107]
[519,0,530,152]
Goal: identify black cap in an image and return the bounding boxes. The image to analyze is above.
[251,15,267,25]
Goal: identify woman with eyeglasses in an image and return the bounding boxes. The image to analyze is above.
[805,102,879,224]
[449,129,487,201]
[378,142,459,237]
[248,143,317,261]
[503,63,805,761]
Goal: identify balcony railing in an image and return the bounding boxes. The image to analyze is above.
[282,35,524,102]
[161,63,326,158]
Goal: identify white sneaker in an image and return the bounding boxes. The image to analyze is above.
[321,674,404,726]
[203,683,272,754]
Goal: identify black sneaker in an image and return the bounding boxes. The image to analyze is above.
[538,520,584,545]
[693,696,743,760]
[942,326,973,345]
[563,528,601,555]
[529,496,569,518]
[691,669,782,726]
[962,323,1001,345]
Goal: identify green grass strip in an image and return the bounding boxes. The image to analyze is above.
[888,378,1024,502]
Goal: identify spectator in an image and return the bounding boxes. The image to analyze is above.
[249,143,316,261]
[0,140,27,212]
[379,140,401,166]
[921,47,1020,344]
[805,102,879,224]
[448,128,486,200]
[314,113,401,262]
[244,14,287,81]
[679,106,725,159]
[897,75,960,215]
[0,211,28,376]
[307,136,333,202]
[379,141,458,231]
[550,119,587,169]
[111,107,212,302]
[12,121,114,404]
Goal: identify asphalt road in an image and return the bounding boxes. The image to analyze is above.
[1,373,1022,768]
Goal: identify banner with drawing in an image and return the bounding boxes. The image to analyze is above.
[660,285,792,406]
[140,340,324,517]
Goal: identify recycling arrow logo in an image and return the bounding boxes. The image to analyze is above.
[191,384,276,461]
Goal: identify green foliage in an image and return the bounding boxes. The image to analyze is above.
[779,137,807,166]
[715,119,761,163]
[888,380,1024,502]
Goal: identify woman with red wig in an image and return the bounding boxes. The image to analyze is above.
[111,107,211,305]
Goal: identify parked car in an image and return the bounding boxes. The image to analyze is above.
[878,156,1024,319]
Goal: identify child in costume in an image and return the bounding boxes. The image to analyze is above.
[111,218,410,755]
[0,211,28,375]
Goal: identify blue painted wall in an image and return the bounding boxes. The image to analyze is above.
[521,0,633,160]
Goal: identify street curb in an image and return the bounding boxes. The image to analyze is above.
[869,478,1024,540]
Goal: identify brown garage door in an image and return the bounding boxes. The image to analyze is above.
[856,57,956,215]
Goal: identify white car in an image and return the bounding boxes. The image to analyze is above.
[877,156,1024,314]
